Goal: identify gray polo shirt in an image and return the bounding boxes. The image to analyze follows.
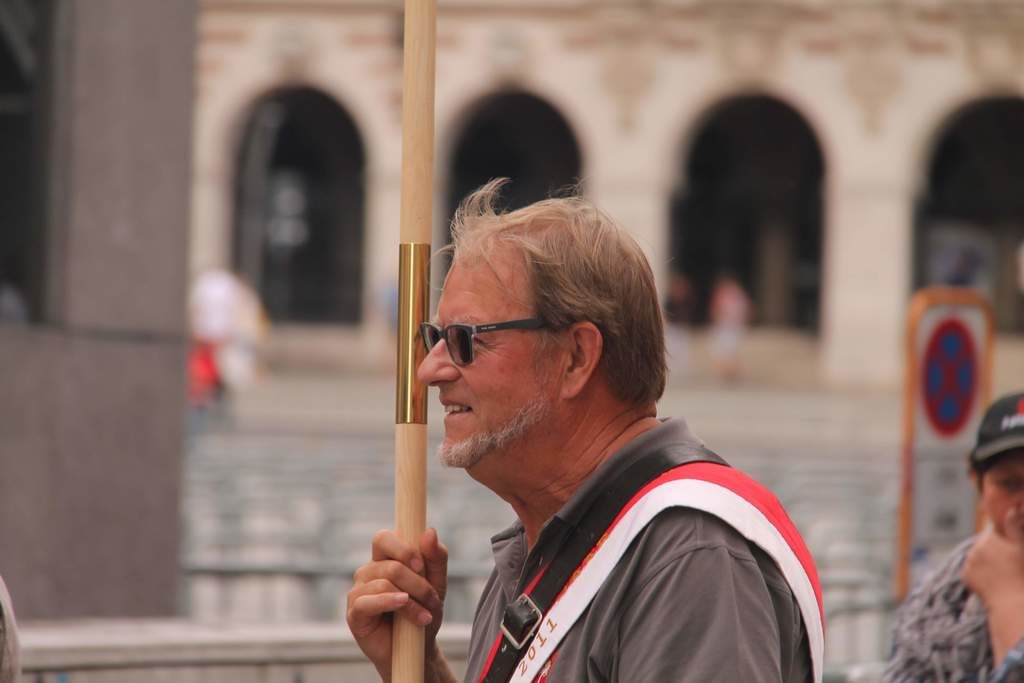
[463,419,812,682]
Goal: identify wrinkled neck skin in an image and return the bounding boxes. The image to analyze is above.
[469,400,659,548]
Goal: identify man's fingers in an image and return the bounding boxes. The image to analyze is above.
[372,529,425,573]
[349,589,409,620]
[353,562,442,612]
[347,589,433,627]
[351,529,444,627]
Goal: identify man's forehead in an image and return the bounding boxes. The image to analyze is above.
[437,256,531,317]
[449,250,524,285]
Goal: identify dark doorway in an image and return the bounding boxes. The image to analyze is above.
[0,1,45,323]
[446,91,582,229]
[915,97,1024,332]
[670,95,824,330]
[233,88,366,324]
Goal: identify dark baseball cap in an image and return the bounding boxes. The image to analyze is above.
[970,391,1024,468]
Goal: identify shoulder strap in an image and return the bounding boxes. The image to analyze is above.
[478,441,725,683]
[510,463,825,683]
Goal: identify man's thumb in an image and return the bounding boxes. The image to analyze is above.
[422,528,449,588]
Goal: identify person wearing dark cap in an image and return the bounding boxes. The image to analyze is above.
[885,391,1024,683]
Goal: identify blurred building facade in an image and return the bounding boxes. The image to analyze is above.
[192,0,1024,386]
[0,0,196,618]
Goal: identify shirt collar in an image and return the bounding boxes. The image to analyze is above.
[551,417,705,528]
[488,418,705,597]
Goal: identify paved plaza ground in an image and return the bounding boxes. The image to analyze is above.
[183,358,904,665]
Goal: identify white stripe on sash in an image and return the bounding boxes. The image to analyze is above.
[509,479,824,683]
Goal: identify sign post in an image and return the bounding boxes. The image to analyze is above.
[897,287,994,598]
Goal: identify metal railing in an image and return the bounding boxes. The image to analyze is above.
[20,620,473,682]
[182,556,897,681]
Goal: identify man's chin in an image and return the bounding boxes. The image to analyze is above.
[437,398,550,470]
[437,438,489,469]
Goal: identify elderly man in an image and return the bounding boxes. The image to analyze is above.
[347,181,823,683]
[886,391,1024,683]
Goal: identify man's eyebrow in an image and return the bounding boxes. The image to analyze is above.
[434,314,483,325]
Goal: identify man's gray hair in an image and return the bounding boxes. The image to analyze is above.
[445,179,667,406]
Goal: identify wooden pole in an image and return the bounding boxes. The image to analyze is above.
[393,0,436,681]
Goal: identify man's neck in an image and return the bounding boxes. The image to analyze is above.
[478,404,660,547]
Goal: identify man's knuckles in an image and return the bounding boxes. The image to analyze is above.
[371,529,395,546]
[353,557,420,585]
[372,529,423,566]
[379,558,418,584]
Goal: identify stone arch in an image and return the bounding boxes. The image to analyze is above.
[669,93,826,331]
[914,95,1024,331]
[443,90,583,234]
[232,86,367,324]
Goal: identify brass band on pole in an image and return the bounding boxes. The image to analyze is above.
[396,242,431,425]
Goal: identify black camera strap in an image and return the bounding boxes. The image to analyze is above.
[479,441,727,683]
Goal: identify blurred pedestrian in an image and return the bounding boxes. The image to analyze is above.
[709,273,750,382]
[885,391,1024,683]
[0,575,20,683]
[0,283,27,324]
[0,264,27,324]
[187,268,268,414]
[664,271,693,378]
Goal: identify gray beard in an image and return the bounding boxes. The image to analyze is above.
[438,398,550,469]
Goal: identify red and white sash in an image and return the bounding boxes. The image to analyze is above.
[509,463,824,683]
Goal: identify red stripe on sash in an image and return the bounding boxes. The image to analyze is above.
[477,461,823,683]
[616,462,824,623]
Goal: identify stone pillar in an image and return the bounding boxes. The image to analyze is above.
[822,179,914,387]
[0,0,196,618]
[590,172,671,293]
[189,114,232,275]
[757,216,794,326]
[362,164,403,363]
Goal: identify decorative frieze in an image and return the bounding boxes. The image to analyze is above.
[712,5,790,81]
[837,6,904,134]
[599,5,659,129]
[960,5,1024,86]
[489,26,531,82]
[564,2,659,129]
[272,20,319,78]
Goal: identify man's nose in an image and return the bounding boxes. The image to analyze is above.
[417,339,459,385]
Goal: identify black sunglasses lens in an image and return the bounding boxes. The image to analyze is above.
[446,327,473,365]
[420,324,441,351]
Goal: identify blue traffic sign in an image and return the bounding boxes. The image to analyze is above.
[922,318,976,437]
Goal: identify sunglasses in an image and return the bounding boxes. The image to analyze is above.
[420,318,546,366]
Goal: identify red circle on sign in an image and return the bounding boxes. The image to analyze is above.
[922,318,977,437]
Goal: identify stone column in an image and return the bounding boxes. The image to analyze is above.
[0,0,197,618]
[590,172,671,294]
[189,111,233,275]
[362,164,403,365]
[757,216,794,327]
[822,179,914,387]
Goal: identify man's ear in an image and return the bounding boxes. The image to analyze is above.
[559,321,603,400]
